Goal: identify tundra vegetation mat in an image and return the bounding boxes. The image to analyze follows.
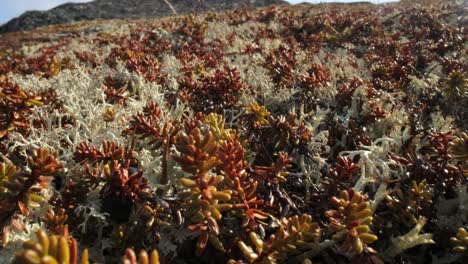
[0,1,467,263]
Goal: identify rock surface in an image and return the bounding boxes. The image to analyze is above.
[0,0,288,33]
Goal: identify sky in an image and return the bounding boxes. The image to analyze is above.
[0,0,93,24]
[0,0,398,25]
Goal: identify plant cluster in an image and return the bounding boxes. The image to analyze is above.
[0,77,44,142]
[0,0,466,263]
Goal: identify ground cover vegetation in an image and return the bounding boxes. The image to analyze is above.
[0,0,466,263]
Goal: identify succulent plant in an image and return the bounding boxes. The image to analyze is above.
[385,180,432,226]
[328,156,360,182]
[0,77,44,139]
[178,65,247,113]
[45,208,69,235]
[102,106,117,123]
[140,204,171,229]
[103,79,128,105]
[74,140,126,165]
[264,44,297,89]
[245,102,270,126]
[100,160,150,204]
[326,189,378,256]
[300,63,331,91]
[238,214,321,263]
[205,113,237,142]
[253,152,291,184]
[126,101,180,185]
[451,227,468,255]
[76,143,151,223]
[216,137,266,231]
[450,132,468,162]
[173,127,219,177]
[122,248,160,264]
[0,162,25,221]
[28,148,63,178]
[443,71,467,97]
[126,102,180,150]
[0,162,20,195]
[13,228,89,264]
[1,148,63,219]
[251,114,312,156]
[173,127,233,255]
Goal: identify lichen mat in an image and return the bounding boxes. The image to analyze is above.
[0,1,467,263]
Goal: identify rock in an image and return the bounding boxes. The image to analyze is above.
[0,0,288,34]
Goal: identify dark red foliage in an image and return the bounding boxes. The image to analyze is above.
[264,44,297,89]
[74,140,126,165]
[177,65,248,113]
[329,156,360,182]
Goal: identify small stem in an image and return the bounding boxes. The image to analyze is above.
[299,153,311,203]
[162,142,169,185]
[157,140,170,195]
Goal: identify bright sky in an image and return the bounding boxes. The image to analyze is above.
[0,0,398,25]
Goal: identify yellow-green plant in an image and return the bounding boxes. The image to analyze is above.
[205,113,237,142]
[451,227,468,255]
[0,162,20,196]
[122,248,160,264]
[0,162,25,227]
[173,127,233,255]
[1,148,63,219]
[238,214,321,263]
[450,132,468,162]
[386,180,432,226]
[14,229,89,264]
[326,189,378,256]
[443,71,467,97]
[245,102,270,125]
